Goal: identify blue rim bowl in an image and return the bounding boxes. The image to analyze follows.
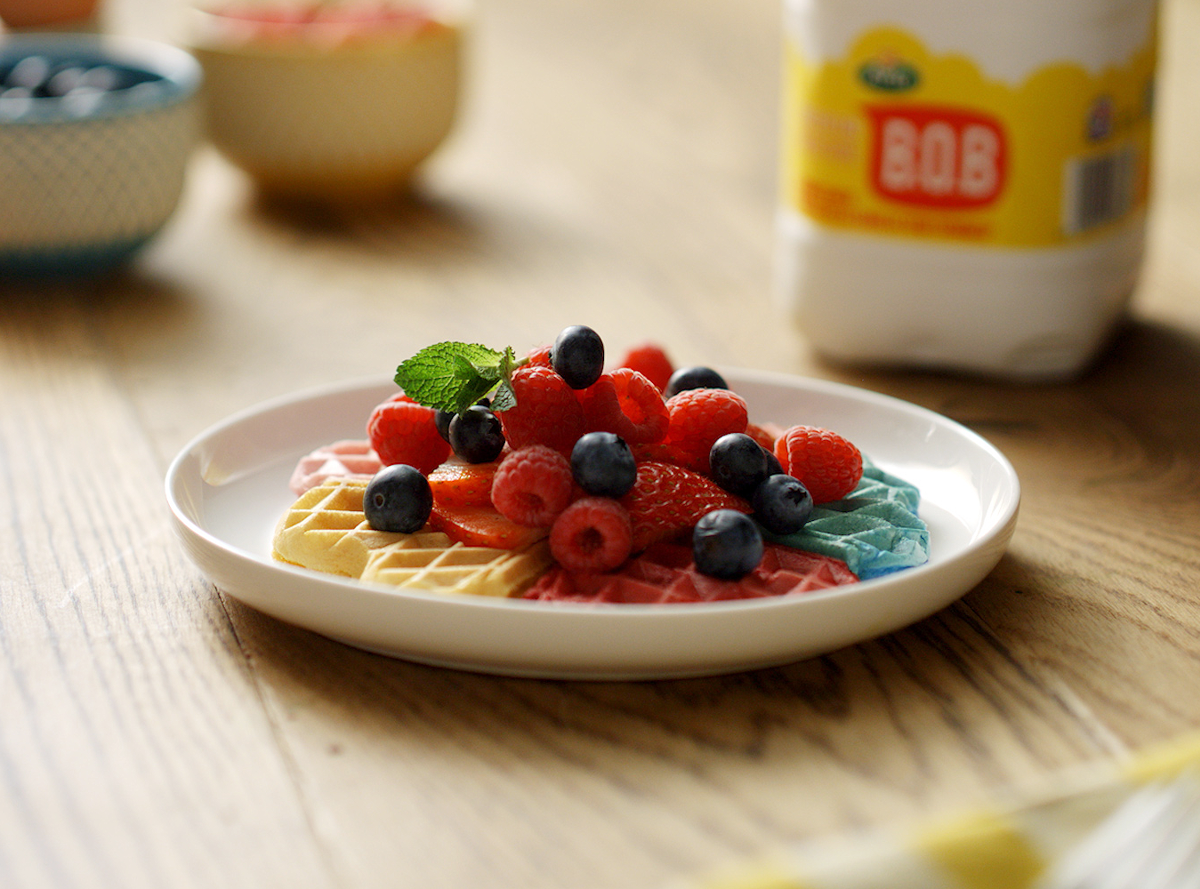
[0,34,203,279]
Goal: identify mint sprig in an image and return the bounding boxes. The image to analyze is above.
[394,341,523,414]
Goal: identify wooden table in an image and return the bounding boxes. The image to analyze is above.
[4,0,1200,886]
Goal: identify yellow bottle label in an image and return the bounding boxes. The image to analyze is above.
[781,25,1156,247]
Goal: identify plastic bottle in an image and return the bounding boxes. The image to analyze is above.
[776,0,1158,379]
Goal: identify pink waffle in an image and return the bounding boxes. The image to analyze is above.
[523,542,857,604]
[289,440,384,495]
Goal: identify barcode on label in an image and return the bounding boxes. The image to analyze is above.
[1062,147,1137,234]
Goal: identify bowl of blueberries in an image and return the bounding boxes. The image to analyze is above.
[0,34,202,277]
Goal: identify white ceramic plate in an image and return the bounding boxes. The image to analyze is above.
[165,370,1020,680]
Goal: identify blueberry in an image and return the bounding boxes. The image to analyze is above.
[751,474,814,535]
[363,464,432,533]
[551,325,605,389]
[434,409,453,442]
[449,405,505,463]
[436,396,491,443]
[82,65,121,92]
[692,510,764,580]
[0,87,33,117]
[709,433,771,499]
[571,431,636,498]
[664,366,727,398]
[5,56,50,91]
[764,448,784,477]
[45,65,87,97]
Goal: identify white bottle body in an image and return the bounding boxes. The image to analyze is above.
[776,0,1158,379]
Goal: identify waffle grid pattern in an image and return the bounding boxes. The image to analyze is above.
[274,479,553,598]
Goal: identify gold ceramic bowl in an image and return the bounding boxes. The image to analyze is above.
[189,3,464,200]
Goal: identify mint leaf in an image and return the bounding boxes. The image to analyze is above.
[468,357,502,382]
[394,342,526,414]
[452,375,498,414]
[490,381,517,413]
[498,346,519,378]
[450,353,480,376]
[489,347,520,411]
[395,342,504,413]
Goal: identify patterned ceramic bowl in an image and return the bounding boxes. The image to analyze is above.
[188,2,464,200]
[0,34,202,277]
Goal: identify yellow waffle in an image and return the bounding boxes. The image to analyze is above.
[272,479,406,577]
[362,534,553,597]
[273,478,554,598]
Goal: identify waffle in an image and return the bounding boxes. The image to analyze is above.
[273,478,553,598]
[273,479,404,577]
[362,534,553,597]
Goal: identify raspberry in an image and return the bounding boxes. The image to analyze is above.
[367,396,451,474]
[621,461,749,551]
[661,387,749,474]
[499,364,586,455]
[745,421,781,452]
[549,497,633,572]
[578,369,669,444]
[617,343,673,392]
[525,344,553,367]
[491,446,575,527]
[773,425,863,504]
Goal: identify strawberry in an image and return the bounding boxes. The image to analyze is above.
[773,425,863,504]
[427,458,499,508]
[629,440,679,466]
[620,461,750,551]
[429,503,548,550]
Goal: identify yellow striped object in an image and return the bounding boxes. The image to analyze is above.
[682,731,1200,889]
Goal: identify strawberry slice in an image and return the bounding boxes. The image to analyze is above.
[620,461,750,552]
[429,503,548,550]
[427,458,499,508]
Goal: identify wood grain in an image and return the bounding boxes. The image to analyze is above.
[3,0,1200,886]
